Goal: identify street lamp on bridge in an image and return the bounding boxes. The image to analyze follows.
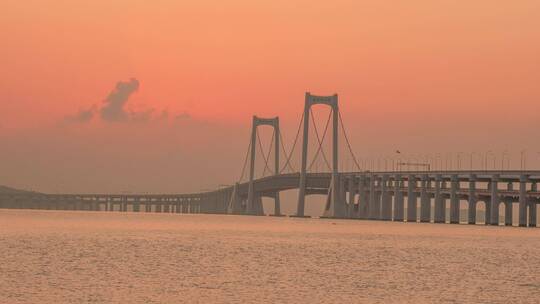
[484,150,493,171]
[520,149,527,171]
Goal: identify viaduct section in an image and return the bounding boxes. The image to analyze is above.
[1,93,539,227]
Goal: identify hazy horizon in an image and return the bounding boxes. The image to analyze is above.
[2,0,540,196]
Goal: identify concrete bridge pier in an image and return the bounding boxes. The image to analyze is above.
[529,202,537,227]
[322,175,347,218]
[271,192,282,216]
[92,199,100,211]
[368,174,379,220]
[504,198,513,226]
[484,199,491,225]
[199,196,207,213]
[357,175,368,219]
[394,175,404,221]
[322,174,346,218]
[381,175,392,220]
[146,202,152,212]
[529,182,537,227]
[450,175,460,224]
[468,175,477,224]
[182,202,188,213]
[434,175,444,223]
[170,201,176,213]
[503,182,513,226]
[489,175,500,226]
[420,175,430,222]
[340,175,347,217]
[163,199,170,213]
[519,175,528,227]
[178,198,183,213]
[347,176,356,218]
[120,197,127,212]
[407,175,417,222]
[228,183,244,215]
[133,198,140,212]
[75,199,83,211]
[252,195,263,215]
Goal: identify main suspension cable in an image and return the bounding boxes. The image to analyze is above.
[256,129,274,177]
[238,135,252,182]
[267,130,275,175]
[338,109,361,171]
[278,130,295,173]
[308,107,332,171]
[279,112,304,174]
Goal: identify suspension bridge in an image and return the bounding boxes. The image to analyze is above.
[1,93,539,227]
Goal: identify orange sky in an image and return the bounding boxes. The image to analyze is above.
[1,0,540,198]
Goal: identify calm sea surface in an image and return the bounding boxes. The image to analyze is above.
[1,210,539,303]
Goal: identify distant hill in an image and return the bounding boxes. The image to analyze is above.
[0,185,40,194]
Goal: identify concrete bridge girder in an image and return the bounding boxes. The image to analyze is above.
[2,171,540,227]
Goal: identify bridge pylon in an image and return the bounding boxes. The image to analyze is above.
[296,93,346,218]
[246,116,281,216]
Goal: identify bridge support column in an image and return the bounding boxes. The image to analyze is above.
[519,175,528,227]
[357,175,367,219]
[529,183,537,227]
[434,175,444,223]
[450,174,460,224]
[347,176,356,218]
[368,174,379,220]
[529,202,537,227]
[174,200,180,213]
[323,174,346,218]
[504,198,513,226]
[420,175,430,223]
[489,175,500,226]
[273,192,282,216]
[163,199,170,213]
[227,183,243,215]
[73,199,81,211]
[394,174,404,221]
[181,202,188,213]
[381,175,392,221]
[407,175,417,222]
[144,201,149,212]
[254,195,263,215]
[468,175,477,224]
[133,199,140,212]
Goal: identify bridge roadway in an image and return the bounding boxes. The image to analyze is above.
[1,170,540,227]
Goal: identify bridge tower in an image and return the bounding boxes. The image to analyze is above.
[296,93,344,218]
[246,116,281,216]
